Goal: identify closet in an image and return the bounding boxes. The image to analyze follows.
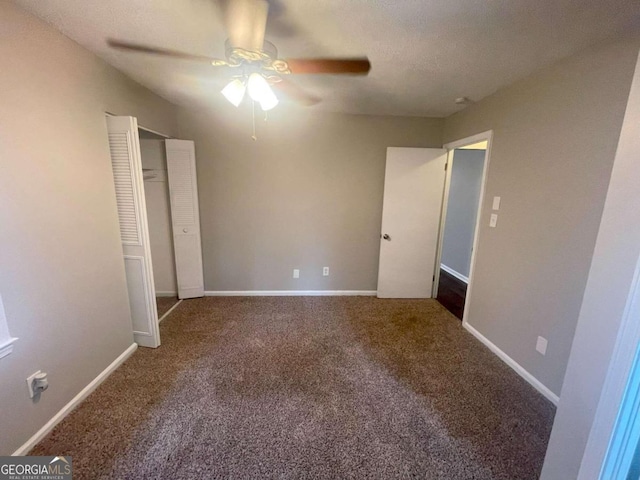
[106,115,204,348]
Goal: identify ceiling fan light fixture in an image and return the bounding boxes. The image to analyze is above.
[259,91,279,111]
[221,78,246,107]
[247,72,278,111]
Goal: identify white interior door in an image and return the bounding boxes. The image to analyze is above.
[165,140,205,299]
[106,116,160,348]
[377,147,448,298]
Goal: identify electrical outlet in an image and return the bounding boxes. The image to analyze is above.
[26,370,43,398]
[293,269,300,279]
[323,267,329,276]
[489,213,498,228]
[536,336,548,355]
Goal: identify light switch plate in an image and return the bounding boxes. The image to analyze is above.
[536,336,548,355]
[492,196,501,210]
[489,214,498,228]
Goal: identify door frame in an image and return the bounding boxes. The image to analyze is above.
[138,124,172,140]
[432,130,493,326]
[578,254,640,479]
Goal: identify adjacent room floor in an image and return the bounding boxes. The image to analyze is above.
[31,297,555,479]
[437,269,467,320]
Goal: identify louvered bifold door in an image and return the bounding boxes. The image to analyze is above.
[165,140,205,299]
[106,116,160,348]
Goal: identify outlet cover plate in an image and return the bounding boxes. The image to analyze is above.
[536,336,548,355]
[26,370,42,398]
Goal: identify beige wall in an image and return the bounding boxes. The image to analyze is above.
[177,107,443,292]
[4,0,638,463]
[443,37,640,397]
[0,2,178,455]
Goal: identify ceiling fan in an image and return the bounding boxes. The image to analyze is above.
[106,0,371,112]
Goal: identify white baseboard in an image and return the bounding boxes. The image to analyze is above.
[155,291,177,297]
[158,299,182,323]
[440,264,469,284]
[204,290,377,297]
[463,322,560,405]
[12,343,138,456]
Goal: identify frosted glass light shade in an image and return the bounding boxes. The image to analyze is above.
[221,79,246,107]
[259,91,279,111]
[247,73,279,111]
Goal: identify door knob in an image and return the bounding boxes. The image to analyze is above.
[183,228,188,233]
[382,234,391,241]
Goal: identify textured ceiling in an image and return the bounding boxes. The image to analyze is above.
[14,0,640,117]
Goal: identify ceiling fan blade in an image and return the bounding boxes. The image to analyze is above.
[225,0,269,51]
[272,78,321,106]
[107,39,226,64]
[286,58,371,75]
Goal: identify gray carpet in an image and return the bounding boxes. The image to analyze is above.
[31,297,555,479]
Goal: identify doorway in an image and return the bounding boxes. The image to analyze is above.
[433,132,491,322]
[436,142,487,318]
[138,127,181,321]
[375,138,490,305]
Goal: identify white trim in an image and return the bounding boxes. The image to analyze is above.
[443,130,493,150]
[432,149,455,297]
[440,264,469,284]
[105,115,171,140]
[138,124,171,139]
[460,131,492,324]
[204,290,377,297]
[132,330,152,337]
[12,343,137,456]
[463,322,559,405]
[158,299,182,323]
[155,291,177,297]
[579,254,640,478]
[433,130,493,328]
[0,337,18,359]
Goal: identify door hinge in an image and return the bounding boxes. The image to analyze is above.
[444,162,448,171]
[433,274,435,281]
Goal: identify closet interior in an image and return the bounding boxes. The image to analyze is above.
[139,128,179,319]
